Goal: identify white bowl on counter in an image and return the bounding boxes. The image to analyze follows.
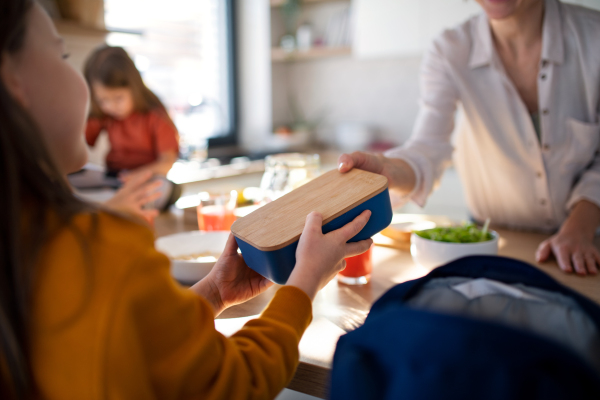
[155,231,229,283]
[410,231,499,271]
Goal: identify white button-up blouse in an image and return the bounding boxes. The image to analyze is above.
[385,0,600,232]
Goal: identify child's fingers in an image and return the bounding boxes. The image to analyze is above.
[303,212,324,236]
[345,239,373,258]
[332,210,371,242]
[129,171,156,189]
[142,209,159,221]
[137,190,162,207]
[221,233,240,257]
[134,181,163,203]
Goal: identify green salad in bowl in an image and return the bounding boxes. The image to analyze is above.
[413,223,493,243]
[410,220,498,270]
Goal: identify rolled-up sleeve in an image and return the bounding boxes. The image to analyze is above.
[384,39,459,207]
[566,114,600,211]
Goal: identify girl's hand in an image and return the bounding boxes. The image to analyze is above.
[192,234,274,317]
[119,166,156,184]
[287,210,373,300]
[536,231,600,276]
[104,171,162,223]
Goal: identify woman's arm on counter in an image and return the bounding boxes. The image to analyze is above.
[536,199,600,276]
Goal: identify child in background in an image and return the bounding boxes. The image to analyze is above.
[84,45,181,210]
[0,2,373,399]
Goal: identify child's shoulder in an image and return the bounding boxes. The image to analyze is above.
[144,107,172,122]
[77,210,155,250]
[45,210,162,272]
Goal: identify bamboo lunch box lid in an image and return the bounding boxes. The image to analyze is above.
[231,169,388,251]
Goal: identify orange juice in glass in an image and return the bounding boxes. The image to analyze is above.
[337,245,373,285]
[197,191,237,231]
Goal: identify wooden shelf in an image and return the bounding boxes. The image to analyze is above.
[271,46,351,62]
[53,19,109,37]
[270,0,349,7]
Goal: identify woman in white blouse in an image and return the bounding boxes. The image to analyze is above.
[339,0,600,275]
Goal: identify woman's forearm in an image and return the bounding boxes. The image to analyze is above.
[338,152,417,196]
[560,200,600,239]
[383,157,417,195]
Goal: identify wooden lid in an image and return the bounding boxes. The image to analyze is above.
[231,169,388,251]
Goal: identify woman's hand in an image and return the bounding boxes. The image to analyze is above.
[536,200,600,276]
[104,171,162,223]
[536,231,599,276]
[191,234,274,317]
[337,151,417,195]
[286,210,373,300]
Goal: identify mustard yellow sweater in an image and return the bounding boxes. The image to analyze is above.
[31,211,312,399]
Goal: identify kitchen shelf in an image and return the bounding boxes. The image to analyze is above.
[271,46,351,62]
[53,19,109,37]
[270,0,349,7]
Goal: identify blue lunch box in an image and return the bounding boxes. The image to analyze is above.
[231,169,393,284]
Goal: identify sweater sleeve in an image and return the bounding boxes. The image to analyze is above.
[103,246,312,400]
[85,118,104,147]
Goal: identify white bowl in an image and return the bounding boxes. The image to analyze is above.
[410,231,499,271]
[155,231,229,283]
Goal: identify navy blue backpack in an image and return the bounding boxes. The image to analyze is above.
[330,256,600,400]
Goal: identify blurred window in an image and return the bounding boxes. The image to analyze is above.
[104,0,236,157]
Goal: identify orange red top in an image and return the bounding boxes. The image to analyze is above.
[86,109,179,171]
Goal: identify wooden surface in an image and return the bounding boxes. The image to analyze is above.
[155,212,600,399]
[271,46,352,62]
[231,169,387,251]
[270,0,349,8]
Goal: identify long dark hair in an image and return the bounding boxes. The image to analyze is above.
[84,45,174,124]
[0,1,90,398]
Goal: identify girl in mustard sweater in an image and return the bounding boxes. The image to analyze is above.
[0,1,373,399]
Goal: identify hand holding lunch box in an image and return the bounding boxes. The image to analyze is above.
[231,169,394,284]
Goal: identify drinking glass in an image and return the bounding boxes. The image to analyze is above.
[337,245,373,285]
[197,190,237,231]
[260,153,320,202]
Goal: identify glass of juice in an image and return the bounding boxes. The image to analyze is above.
[337,245,373,285]
[197,190,237,231]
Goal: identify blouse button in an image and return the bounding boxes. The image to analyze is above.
[540,74,547,80]
[542,144,550,151]
[541,60,548,68]
[540,199,547,206]
[542,109,549,115]
[536,171,543,178]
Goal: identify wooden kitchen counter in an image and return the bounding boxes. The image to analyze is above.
[154,211,600,399]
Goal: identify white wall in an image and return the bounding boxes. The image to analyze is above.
[236,0,273,152]
[270,0,600,150]
[273,55,422,147]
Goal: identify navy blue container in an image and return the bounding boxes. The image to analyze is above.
[232,169,393,284]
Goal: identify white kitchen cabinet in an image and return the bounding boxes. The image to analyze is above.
[563,0,600,8]
[353,0,479,59]
[353,0,600,60]
[353,0,424,59]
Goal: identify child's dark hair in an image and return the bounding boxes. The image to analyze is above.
[0,1,91,398]
[84,45,172,122]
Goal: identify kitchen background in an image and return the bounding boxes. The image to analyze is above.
[45,1,600,399]
[50,0,600,157]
